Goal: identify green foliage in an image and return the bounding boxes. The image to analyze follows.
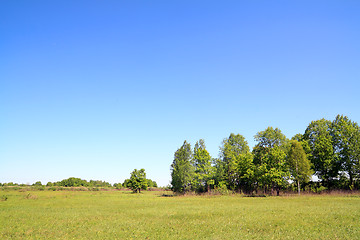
[49,178,112,188]
[48,187,58,191]
[217,133,253,192]
[122,179,131,188]
[304,119,339,186]
[32,181,42,186]
[57,177,89,187]
[287,140,313,195]
[254,127,288,149]
[146,179,158,188]
[192,139,214,192]
[128,169,148,193]
[213,181,230,195]
[331,114,360,188]
[253,127,289,195]
[88,180,112,188]
[257,146,289,194]
[171,141,194,193]
[113,183,122,189]
[4,182,17,186]
[46,182,53,187]
[34,185,45,191]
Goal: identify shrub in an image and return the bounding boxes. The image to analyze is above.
[33,185,45,191]
[113,183,122,190]
[33,181,42,186]
[213,181,230,195]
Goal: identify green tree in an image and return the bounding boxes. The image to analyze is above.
[58,177,89,187]
[253,127,289,195]
[129,169,148,193]
[218,133,253,192]
[331,115,360,188]
[193,139,214,192]
[152,180,158,188]
[46,182,53,187]
[234,152,254,193]
[304,119,339,187]
[147,179,158,188]
[113,183,122,189]
[287,140,313,195]
[122,179,131,188]
[171,141,194,193]
[33,181,42,186]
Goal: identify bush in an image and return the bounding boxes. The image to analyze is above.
[32,181,42,186]
[213,181,230,195]
[113,183,122,190]
[33,185,45,191]
[309,185,327,193]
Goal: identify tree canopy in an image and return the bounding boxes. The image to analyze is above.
[170,115,360,195]
[129,168,148,193]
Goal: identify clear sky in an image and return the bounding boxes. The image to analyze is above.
[1,1,360,187]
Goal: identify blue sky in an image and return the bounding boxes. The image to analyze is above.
[1,1,360,186]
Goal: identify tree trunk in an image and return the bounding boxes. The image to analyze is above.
[297,180,300,196]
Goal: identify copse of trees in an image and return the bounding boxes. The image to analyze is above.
[170,114,360,195]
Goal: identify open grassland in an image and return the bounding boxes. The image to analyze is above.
[0,190,359,239]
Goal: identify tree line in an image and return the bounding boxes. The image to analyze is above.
[1,170,158,192]
[170,114,360,195]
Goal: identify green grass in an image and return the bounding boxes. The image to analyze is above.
[0,190,359,239]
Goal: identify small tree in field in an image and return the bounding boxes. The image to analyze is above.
[129,169,148,193]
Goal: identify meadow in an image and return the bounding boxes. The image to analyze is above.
[1,190,359,239]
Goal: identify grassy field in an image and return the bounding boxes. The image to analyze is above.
[0,190,359,239]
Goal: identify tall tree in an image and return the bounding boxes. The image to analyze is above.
[331,115,360,188]
[253,127,289,195]
[193,139,213,192]
[171,141,194,193]
[287,140,313,195]
[304,119,339,187]
[218,133,253,192]
[129,168,148,193]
